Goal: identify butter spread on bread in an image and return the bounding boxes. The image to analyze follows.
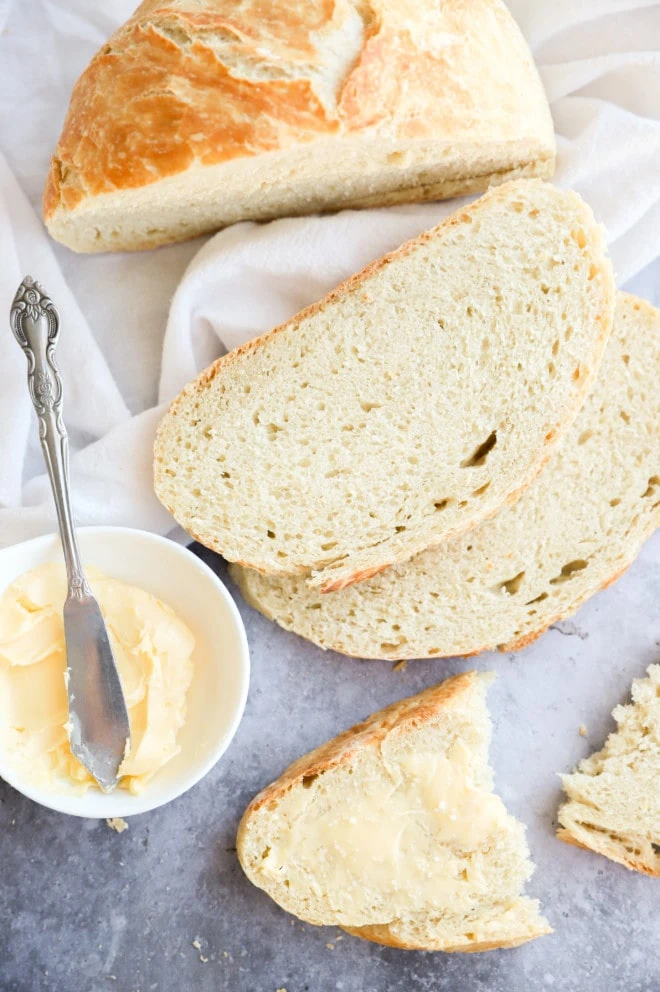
[237,672,551,951]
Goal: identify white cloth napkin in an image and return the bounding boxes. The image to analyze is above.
[0,0,659,549]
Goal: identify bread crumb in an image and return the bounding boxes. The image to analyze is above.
[192,939,202,950]
[200,956,209,964]
[326,942,335,950]
[579,724,587,737]
[105,817,128,833]
[223,951,229,958]
[392,660,408,673]
[276,988,288,991]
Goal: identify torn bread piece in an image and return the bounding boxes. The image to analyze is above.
[238,672,551,951]
[558,665,660,876]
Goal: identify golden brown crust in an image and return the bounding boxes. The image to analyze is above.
[44,0,555,246]
[556,827,660,878]
[342,921,550,951]
[238,672,478,826]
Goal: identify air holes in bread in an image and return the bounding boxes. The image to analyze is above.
[497,571,525,596]
[434,499,451,511]
[526,592,548,605]
[461,431,497,468]
[642,476,660,497]
[473,482,491,497]
[302,774,319,789]
[550,559,588,585]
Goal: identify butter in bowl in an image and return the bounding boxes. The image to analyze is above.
[0,527,249,818]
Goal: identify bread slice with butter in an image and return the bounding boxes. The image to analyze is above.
[155,179,613,594]
[231,293,659,657]
[558,665,660,876]
[237,672,551,951]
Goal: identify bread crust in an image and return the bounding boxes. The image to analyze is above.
[238,671,551,950]
[556,827,660,878]
[44,0,555,250]
[238,671,478,824]
[155,178,614,591]
[233,500,655,660]
[342,921,551,951]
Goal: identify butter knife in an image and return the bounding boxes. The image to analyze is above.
[10,277,130,794]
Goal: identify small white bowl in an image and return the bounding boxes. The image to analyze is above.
[0,527,249,818]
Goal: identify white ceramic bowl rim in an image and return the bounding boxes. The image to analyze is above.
[0,527,250,818]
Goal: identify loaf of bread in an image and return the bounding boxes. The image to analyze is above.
[43,0,555,254]
[155,180,613,593]
[558,666,660,876]
[231,293,658,656]
[237,672,551,951]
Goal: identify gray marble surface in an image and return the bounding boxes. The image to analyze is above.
[2,531,660,992]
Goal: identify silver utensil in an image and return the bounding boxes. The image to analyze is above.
[10,277,130,793]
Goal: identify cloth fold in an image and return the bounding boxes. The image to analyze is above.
[0,0,659,549]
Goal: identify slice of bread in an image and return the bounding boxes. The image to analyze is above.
[557,665,660,876]
[237,672,551,951]
[231,293,659,657]
[43,0,554,253]
[155,180,613,593]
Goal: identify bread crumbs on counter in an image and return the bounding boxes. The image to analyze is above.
[579,724,588,737]
[392,660,408,673]
[192,938,202,950]
[105,817,128,833]
[326,942,335,950]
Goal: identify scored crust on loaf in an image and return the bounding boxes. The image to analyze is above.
[231,292,658,656]
[237,671,551,951]
[155,179,614,592]
[557,665,660,876]
[43,0,555,253]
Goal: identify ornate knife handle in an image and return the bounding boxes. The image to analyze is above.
[10,277,90,599]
